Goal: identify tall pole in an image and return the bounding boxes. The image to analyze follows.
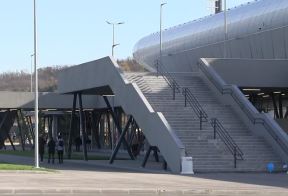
[33,0,39,168]
[112,24,115,57]
[160,3,166,64]
[30,54,34,92]
[223,0,227,58]
[106,21,124,57]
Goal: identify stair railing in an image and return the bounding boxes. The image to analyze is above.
[155,60,244,167]
[182,87,208,130]
[211,118,244,168]
[198,60,288,157]
[155,60,181,100]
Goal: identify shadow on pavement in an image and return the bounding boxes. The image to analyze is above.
[192,172,288,189]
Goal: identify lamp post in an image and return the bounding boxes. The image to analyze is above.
[33,0,39,168]
[160,2,167,64]
[106,21,124,57]
[223,0,228,58]
[30,54,34,92]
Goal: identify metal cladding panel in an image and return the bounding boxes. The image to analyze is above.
[285,28,288,58]
[250,35,262,58]
[133,0,288,72]
[261,32,274,58]
[241,38,252,58]
[272,29,286,58]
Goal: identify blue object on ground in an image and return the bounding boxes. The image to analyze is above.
[267,163,275,173]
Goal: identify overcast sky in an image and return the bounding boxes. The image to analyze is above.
[0,0,252,72]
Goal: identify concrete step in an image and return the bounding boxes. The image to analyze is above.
[130,73,285,173]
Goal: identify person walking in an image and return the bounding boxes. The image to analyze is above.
[57,135,64,164]
[47,137,56,164]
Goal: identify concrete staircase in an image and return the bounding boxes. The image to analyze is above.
[125,72,284,172]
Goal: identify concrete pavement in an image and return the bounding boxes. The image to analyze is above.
[0,154,288,195]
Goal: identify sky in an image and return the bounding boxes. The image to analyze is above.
[0,0,252,73]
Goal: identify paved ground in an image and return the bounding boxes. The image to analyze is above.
[0,154,288,195]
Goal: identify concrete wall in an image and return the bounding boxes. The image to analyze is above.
[0,91,106,109]
[198,58,288,163]
[204,58,288,88]
[57,56,186,173]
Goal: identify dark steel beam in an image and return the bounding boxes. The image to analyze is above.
[28,116,35,141]
[106,113,113,149]
[271,93,280,119]
[20,111,32,146]
[68,93,77,159]
[16,110,25,151]
[103,96,135,160]
[279,94,283,118]
[78,93,88,161]
[109,116,133,164]
[92,111,102,149]
[142,146,160,168]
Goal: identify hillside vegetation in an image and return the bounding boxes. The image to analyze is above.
[0,58,147,92]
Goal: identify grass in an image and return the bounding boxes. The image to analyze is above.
[0,163,53,172]
[0,150,129,161]
[0,150,34,157]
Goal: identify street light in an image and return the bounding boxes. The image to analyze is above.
[106,21,124,57]
[30,54,34,92]
[33,0,39,168]
[160,3,167,64]
[223,0,228,58]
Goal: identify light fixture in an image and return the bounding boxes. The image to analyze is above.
[273,91,281,94]
[257,93,265,95]
[242,89,261,91]
[281,94,286,96]
[263,95,270,98]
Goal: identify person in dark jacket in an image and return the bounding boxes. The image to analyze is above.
[74,136,82,152]
[57,135,64,164]
[47,137,56,164]
[39,136,46,162]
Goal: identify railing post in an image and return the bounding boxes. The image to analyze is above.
[213,119,216,139]
[234,146,237,168]
[156,63,159,77]
[172,81,176,100]
[184,88,187,107]
[200,111,203,130]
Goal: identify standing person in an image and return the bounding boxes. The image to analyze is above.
[74,136,82,152]
[57,135,64,164]
[47,137,56,164]
[39,135,46,162]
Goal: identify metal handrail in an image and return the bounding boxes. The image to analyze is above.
[155,60,243,167]
[211,118,244,168]
[155,60,181,99]
[182,87,208,129]
[155,60,208,129]
[198,60,288,156]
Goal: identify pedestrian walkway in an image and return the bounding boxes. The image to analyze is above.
[0,154,288,195]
